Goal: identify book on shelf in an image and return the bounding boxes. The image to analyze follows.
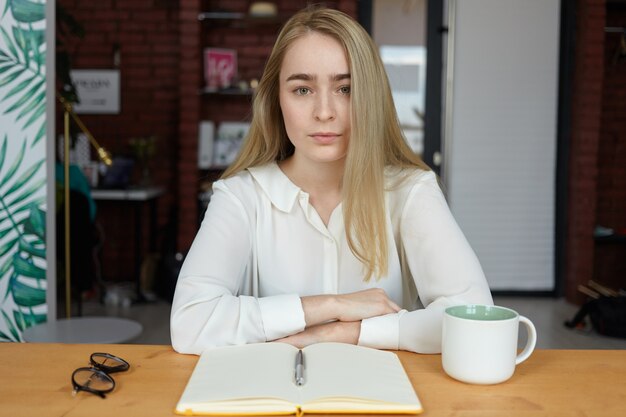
[212,121,250,167]
[175,342,423,416]
[198,121,215,169]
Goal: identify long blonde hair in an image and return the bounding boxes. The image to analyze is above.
[223,6,429,280]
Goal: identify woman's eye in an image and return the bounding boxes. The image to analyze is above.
[339,85,351,95]
[295,87,310,95]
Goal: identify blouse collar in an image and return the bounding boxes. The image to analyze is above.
[247,162,301,213]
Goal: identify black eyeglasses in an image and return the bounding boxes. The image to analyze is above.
[71,352,130,398]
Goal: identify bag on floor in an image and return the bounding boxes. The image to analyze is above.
[565,295,626,339]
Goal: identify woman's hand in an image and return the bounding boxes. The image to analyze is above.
[334,288,401,321]
[301,288,401,327]
[274,321,361,348]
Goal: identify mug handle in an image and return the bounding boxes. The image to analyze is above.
[515,315,537,365]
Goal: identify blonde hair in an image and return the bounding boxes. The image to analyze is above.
[223,6,429,280]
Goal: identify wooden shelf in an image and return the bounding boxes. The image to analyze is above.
[198,12,246,20]
[200,166,228,172]
[595,233,626,244]
[190,8,283,230]
[199,87,254,96]
[198,12,286,26]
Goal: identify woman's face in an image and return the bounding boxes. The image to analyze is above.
[278,32,351,166]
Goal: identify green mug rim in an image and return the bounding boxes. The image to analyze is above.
[445,304,518,321]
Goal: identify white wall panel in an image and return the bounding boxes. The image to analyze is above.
[446,0,560,290]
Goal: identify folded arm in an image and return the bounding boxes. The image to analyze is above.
[171,182,307,354]
[358,173,493,353]
[274,288,401,347]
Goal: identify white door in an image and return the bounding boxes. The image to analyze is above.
[444,0,560,291]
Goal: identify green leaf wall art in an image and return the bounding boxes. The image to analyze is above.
[0,0,48,342]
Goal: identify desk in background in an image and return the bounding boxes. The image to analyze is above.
[1,343,625,417]
[92,186,164,301]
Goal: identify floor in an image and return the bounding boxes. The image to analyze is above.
[81,294,626,349]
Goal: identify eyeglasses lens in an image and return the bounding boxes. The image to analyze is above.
[91,353,129,372]
[73,369,114,392]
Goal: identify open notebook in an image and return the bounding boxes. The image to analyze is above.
[175,342,423,416]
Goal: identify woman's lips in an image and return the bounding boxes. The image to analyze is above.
[310,133,340,144]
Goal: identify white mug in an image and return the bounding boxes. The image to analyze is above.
[441,304,537,384]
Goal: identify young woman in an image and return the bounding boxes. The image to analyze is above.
[170,7,492,355]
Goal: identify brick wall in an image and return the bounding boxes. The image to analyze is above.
[58,0,180,283]
[565,0,605,304]
[593,4,626,293]
[59,0,359,284]
[177,0,201,257]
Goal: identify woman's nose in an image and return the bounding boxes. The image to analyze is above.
[314,93,336,121]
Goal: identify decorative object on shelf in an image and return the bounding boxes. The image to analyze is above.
[212,122,250,167]
[56,131,100,188]
[198,5,285,24]
[129,136,157,186]
[99,157,134,189]
[204,48,238,90]
[198,121,215,169]
[237,80,249,91]
[249,2,278,17]
[57,132,90,166]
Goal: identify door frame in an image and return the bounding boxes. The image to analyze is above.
[358,0,443,174]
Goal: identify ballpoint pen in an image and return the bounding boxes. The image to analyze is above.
[295,349,305,386]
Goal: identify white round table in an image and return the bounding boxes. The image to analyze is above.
[22,317,143,344]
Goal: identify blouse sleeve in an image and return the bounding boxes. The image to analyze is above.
[170,179,305,354]
[358,171,493,353]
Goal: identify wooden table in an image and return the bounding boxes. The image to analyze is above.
[1,343,624,417]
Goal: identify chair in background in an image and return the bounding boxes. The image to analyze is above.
[56,189,97,317]
[22,189,143,345]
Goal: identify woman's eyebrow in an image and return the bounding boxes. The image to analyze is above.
[285,73,351,82]
[333,73,351,81]
[286,73,313,82]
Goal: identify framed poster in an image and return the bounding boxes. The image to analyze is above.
[204,48,237,90]
[71,69,121,114]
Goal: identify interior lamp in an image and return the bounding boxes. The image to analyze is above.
[58,94,112,318]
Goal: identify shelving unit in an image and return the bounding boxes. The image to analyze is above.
[199,87,255,96]
[177,1,356,248]
[198,11,287,25]
[197,8,285,127]
[182,4,288,229]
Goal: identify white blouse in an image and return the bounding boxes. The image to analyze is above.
[170,163,493,354]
